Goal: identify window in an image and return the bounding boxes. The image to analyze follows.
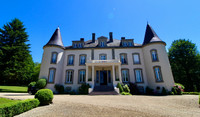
[65,70,73,84]
[80,55,86,65]
[68,55,74,65]
[128,42,132,46]
[99,54,107,60]
[123,42,127,47]
[151,49,158,62]
[100,41,105,47]
[133,53,140,64]
[153,66,163,82]
[121,69,129,83]
[48,68,56,83]
[51,52,57,64]
[73,43,77,48]
[134,69,143,83]
[79,43,82,48]
[120,53,128,64]
[79,70,86,83]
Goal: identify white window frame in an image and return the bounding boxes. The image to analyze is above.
[66,70,73,84]
[79,70,86,83]
[134,69,143,83]
[121,69,129,83]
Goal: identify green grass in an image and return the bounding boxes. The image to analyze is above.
[182,92,200,95]
[0,85,27,93]
[0,97,19,104]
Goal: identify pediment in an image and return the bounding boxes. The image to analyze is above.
[97,36,108,40]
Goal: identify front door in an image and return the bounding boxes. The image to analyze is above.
[100,70,107,85]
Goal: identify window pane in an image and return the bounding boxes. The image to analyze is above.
[152,50,158,61]
[155,67,162,82]
[80,55,86,64]
[133,54,140,64]
[49,69,55,83]
[121,54,127,64]
[68,56,74,65]
[51,53,57,63]
[122,70,128,82]
[66,71,73,83]
[79,70,85,83]
[135,69,142,82]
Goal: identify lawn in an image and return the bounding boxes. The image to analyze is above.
[0,86,27,93]
[0,97,19,105]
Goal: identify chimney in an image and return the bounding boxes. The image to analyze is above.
[80,38,84,41]
[121,37,125,40]
[92,33,95,43]
[109,32,113,42]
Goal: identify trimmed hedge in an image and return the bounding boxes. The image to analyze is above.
[78,83,90,95]
[117,83,124,93]
[0,99,39,117]
[182,92,199,95]
[35,79,47,89]
[120,92,132,95]
[35,89,53,105]
[54,84,64,94]
[28,82,36,88]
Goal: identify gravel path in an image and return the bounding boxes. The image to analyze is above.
[0,93,199,117]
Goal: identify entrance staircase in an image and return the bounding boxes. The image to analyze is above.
[89,85,119,95]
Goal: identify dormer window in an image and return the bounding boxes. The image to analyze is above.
[123,42,127,47]
[128,42,132,46]
[79,43,83,48]
[100,41,105,47]
[73,43,77,48]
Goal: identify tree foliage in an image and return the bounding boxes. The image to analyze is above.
[0,18,34,85]
[168,39,200,91]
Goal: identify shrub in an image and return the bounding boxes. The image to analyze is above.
[123,84,130,93]
[161,87,167,95]
[199,95,200,105]
[175,83,185,90]
[54,84,64,94]
[117,83,124,93]
[120,92,132,95]
[0,99,39,117]
[35,89,53,105]
[28,82,36,88]
[172,85,182,95]
[78,83,90,94]
[35,78,47,89]
[146,87,154,95]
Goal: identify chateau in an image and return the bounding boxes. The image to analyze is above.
[39,24,175,94]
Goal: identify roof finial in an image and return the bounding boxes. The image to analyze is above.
[57,26,60,30]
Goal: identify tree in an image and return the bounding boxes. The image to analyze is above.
[32,62,41,82]
[168,39,200,91]
[0,18,34,85]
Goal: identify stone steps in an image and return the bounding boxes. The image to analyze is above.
[89,85,119,95]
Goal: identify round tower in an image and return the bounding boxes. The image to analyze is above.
[39,27,65,91]
[142,24,174,92]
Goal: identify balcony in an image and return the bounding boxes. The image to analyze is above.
[86,59,121,65]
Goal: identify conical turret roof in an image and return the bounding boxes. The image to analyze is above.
[45,27,64,47]
[143,23,162,45]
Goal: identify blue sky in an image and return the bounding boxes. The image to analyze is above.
[0,0,199,62]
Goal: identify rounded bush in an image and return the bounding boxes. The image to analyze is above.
[36,78,47,89]
[35,89,53,105]
[28,82,36,88]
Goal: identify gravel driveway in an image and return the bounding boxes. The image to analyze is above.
[0,93,199,117]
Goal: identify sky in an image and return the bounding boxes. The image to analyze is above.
[0,0,200,63]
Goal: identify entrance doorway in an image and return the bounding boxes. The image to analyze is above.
[96,70,111,86]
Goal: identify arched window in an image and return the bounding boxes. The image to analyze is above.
[153,66,163,82]
[151,49,159,62]
[48,68,56,83]
[134,68,143,83]
[121,69,129,83]
[133,53,140,64]
[79,54,86,65]
[67,55,75,65]
[51,52,58,64]
[120,53,128,64]
[79,69,86,84]
[65,70,74,84]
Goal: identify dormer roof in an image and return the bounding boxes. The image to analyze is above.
[45,27,64,47]
[143,24,162,45]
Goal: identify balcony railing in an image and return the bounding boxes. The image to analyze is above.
[87,59,121,64]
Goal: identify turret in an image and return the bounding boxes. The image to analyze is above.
[142,23,174,92]
[39,27,65,91]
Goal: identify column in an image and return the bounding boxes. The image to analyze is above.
[118,65,122,82]
[92,65,94,88]
[86,65,88,83]
[112,65,115,82]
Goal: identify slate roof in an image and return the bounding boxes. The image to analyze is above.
[45,27,64,47]
[65,39,142,49]
[143,24,162,45]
